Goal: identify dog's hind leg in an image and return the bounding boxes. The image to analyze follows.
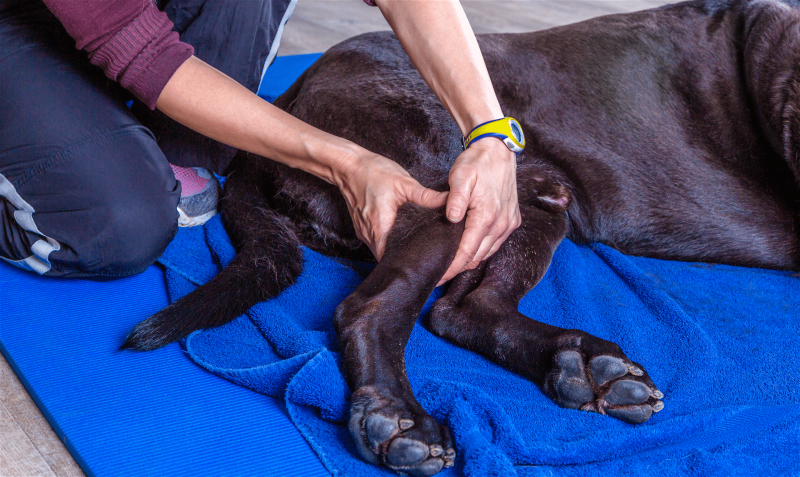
[429,204,664,424]
[334,205,463,476]
[122,153,303,351]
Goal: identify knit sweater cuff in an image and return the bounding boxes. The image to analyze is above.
[88,3,194,109]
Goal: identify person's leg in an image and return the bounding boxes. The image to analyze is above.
[0,0,181,278]
[134,0,296,175]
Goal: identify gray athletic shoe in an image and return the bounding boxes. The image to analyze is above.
[170,165,220,227]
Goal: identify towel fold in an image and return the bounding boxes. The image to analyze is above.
[157,214,800,476]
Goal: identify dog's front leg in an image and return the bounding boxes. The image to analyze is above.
[334,205,461,476]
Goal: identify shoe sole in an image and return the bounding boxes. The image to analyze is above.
[177,207,217,227]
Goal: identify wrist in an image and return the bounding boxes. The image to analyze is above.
[468,136,517,163]
[329,142,368,190]
[463,116,525,156]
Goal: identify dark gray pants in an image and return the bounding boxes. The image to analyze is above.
[0,0,293,278]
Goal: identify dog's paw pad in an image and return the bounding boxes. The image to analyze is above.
[605,404,654,424]
[543,333,664,425]
[590,355,629,386]
[407,458,445,477]
[554,350,594,408]
[388,437,429,466]
[604,380,651,405]
[365,414,399,448]
[349,386,455,476]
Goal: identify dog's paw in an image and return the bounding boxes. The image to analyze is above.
[543,334,664,424]
[349,386,455,476]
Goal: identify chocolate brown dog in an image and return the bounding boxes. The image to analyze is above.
[124,0,800,475]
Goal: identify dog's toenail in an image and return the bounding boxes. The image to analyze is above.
[444,461,455,468]
[430,445,443,456]
[629,365,644,376]
[399,419,414,430]
[652,390,664,399]
[444,448,456,459]
[653,400,664,412]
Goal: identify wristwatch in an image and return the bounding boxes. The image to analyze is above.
[462,117,525,154]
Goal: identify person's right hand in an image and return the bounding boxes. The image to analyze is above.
[436,137,520,286]
[336,152,448,261]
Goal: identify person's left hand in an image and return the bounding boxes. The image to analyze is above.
[336,151,449,261]
[437,138,521,286]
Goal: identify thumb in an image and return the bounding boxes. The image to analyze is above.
[405,181,448,209]
[446,180,472,223]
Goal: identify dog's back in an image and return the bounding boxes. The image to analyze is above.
[272,0,800,269]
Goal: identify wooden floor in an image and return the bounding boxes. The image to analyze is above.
[278,0,670,55]
[0,1,670,475]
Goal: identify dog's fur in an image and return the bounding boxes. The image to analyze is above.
[124,0,799,475]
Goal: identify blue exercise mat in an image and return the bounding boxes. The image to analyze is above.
[0,53,330,477]
[258,53,323,102]
[0,261,330,476]
[165,214,800,477]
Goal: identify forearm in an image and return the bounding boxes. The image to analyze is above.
[155,56,361,187]
[374,0,503,135]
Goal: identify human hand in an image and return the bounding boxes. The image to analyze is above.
[337,152,448,260]
[437,138,521,286]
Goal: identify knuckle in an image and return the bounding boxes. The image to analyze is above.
[473,210,494,227]
[494,217,509,232]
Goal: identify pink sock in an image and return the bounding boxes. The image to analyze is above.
[170,164,210,198]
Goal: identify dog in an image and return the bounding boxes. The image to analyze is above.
[123,0,800,475]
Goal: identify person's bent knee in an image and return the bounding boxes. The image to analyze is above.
[9,127,181,278]
[85,184,180,277]
[67,129,180,277]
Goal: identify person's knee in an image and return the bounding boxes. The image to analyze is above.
[96,179,179,276]
[87,133,180,276]
[28,127,181,277]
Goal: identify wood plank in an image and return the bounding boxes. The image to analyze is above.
[0,353,84,477]
[279,0,672,55]
[0,400,56,477]
[278,0,391,55]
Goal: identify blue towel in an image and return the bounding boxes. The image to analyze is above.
[158,215,800,476]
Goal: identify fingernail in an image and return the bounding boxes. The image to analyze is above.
[448,210,460,221]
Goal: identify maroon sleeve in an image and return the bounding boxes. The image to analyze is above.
[42,0,193,109]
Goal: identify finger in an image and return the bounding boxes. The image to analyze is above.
[466,232,498,270]
[484,236,505,263]
[355,221,379,259]
[446,174,475,223]
[372,212,396,261]
[437,223,487,285]
[483,213,520,262]
[405,181,448,209]
[372,234,386,261]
